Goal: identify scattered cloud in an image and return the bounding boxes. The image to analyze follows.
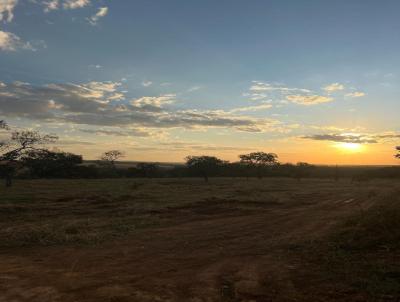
[131,94,176,111]
[250,81,310,94]
[88,6,108,25]
[89,64,102,69]
[0,81,124,119]
[43,0,59,12]
[78,128,155,137]
[0,30,38,51]
[246,81,328,107]
[286,95,333,106]
[63,0,90,10]
[303,132,400,144]
[0,0,18,22]
[303,133,377,144]
[345,91,366,98]
[187,86,201,92]
[141,80,152,87]
[323,83,344,93]
[0,81,287,134]
[230,102,272,113]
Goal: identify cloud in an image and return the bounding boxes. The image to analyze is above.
[323,83,344,93]
[63,0,90,9]
[88,6,108,25]
[0,30,36,51]
[141,80,152,87]
[0,81,124,118]
[0,0,18,22]
[345,91,366,98]
[131,94,176,111]
[250,81,311,94]
[245,81,314,105]
[89,64,102,69]
[303,132,400,144]
[286,95,333,106]
[0,81,286,134]
[152,141,254,152]
[78,128,154,137]
[303,133,377,144]
[230,103,273,113]
[248,93,267,101]
[187,86,201,92]
[43,0,59,12]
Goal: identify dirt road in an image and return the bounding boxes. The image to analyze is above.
[0,179,385,301]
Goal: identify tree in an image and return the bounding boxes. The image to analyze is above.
[0,121,58,186]
[185,155,226,182]
[100,150,124,168]
[22,150,82,178]
[396,146,400,159]
[239,151,278,178]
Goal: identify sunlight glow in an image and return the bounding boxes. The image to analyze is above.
[335,142,364,153]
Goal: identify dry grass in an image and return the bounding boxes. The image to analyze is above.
[302,189,400,300]
[0,177,399,301]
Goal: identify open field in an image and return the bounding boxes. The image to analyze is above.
[0,178,399,301]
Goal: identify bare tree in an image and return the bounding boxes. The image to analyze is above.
[100,150,124,168]
[0,121,58,187]
[239,151,278,179]
[185,155,225,182]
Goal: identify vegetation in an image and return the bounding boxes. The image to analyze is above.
[22,150,83,178]
[185,155,226,182]
[305,189,400,298]
[100,150,125,167]
[0,121,57,186]
[239,151,279,178]
[1,121,399,186]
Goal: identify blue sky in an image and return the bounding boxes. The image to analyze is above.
[0,0,399,164]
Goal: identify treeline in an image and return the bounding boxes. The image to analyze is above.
[1,120,400,186]
[11,150,400,182]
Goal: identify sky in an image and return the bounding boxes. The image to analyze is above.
[0,0,399,165]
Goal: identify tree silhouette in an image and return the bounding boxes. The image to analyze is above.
[100,150,124,168]
[0,122,58,186]
[185,155,225,182]
[396,146,400,159]
[239,152,278,179]
[22,150,82,178]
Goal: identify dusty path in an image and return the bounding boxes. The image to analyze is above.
[0,183,375,302]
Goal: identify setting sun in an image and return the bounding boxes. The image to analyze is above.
[336,142,364,153]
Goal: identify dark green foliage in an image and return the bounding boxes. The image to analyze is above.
[185,155,226,182]
[239,151,279,178]
[22,150,83,178]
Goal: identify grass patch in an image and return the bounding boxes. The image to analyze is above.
[0,215,159,247]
